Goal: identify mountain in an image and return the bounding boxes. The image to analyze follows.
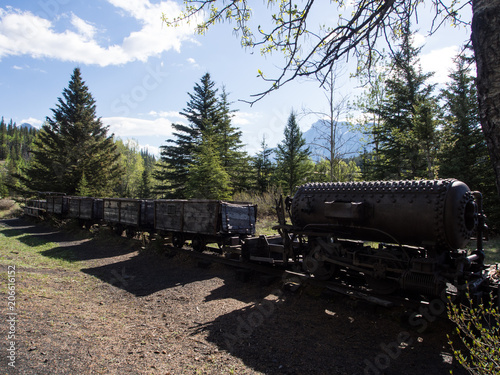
[303,120,367,162]
[20,123,36,130]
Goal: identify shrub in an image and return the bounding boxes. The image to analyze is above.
[448,292,500,374]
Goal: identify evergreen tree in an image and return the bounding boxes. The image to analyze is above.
[439,54,489,188]
[0,119,38,195]
[18,68,121,196]
[0,117,7,160]
[439,53,499,227]
[275,111,310,194]
[186,135,232,199]
[76,172,92,196]
[156,73,249,197]
[367,26,439,180]
[138,149,156,198]
[138,169,153,199]
[156,73,220,198]
[253,137,275,193]
[215,87,253,192]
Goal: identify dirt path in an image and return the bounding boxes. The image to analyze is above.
[0,217,467,375]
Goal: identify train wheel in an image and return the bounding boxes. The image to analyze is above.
[192,235,206,253]
[303,243,338,280]
[172,233,185,248]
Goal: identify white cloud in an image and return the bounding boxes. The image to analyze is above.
[148,110,182,119]
[20,117,43,127]
[413,32,426,48]
[232,111,261,126]
[70,13,96,40]
[421,45,459,84]
[103,116,175,137]
[0,2,202,66]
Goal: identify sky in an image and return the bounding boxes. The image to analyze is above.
[0,0,472,156]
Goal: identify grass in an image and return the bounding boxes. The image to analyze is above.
[0,226,82,271]
[482,236,500,264]
[0,198,22,219]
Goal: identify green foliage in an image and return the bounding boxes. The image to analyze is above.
[253,137,275,193]
[156,73,219,197]
[365,27,440,180]
[138,169,153,199]
[114,139,145,198]
[156,73,249,199]
[0,118,38,196]
[164,1,469,104]
[217,88,254,193]
[438,53,500,228]
[76,172,92,197]
[186,135,232,200]
[448,293,500,374]
[18,68,122,197]
[309,158,361,183]
[275,111,311,194]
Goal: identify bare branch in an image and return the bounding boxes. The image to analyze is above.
[166,0,471,104]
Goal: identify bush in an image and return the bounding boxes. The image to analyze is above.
[233,190,282,219]
[448,292,500,374]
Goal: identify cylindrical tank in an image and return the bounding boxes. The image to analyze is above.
[291,179,477,250]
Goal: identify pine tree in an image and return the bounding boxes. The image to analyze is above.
[156,73,220,198]
[253,137,275,193]
[367,26,439,180]
[156,73,249,197]
[76,172,92,196]
[186,135,232,199]
[18,68,121,196]
[138,169,153,199]
[215,87,253,192]
[275,111,311,194]
[439,53,499,227]
[439,54,488,187]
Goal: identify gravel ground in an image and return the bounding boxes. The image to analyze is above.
[0,217,467,375]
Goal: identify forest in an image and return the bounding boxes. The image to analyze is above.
[1,31,498,227]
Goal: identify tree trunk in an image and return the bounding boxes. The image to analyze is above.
[471,0,500,196]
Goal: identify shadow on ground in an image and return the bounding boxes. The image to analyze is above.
[193,286,467,375]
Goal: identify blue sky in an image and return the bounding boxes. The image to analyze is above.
[0,0,472,155]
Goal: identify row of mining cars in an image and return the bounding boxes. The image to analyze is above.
[24,193,258,252]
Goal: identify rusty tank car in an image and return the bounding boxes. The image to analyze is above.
[276,179,493,298]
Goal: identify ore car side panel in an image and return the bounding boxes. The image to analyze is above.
[67,197,94,220]
[103,199,145,227]
[155,200,220,235]
[221,203,256,235]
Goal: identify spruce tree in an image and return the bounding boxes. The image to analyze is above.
[216,87,252,192]
[439,54,499,227]
[156,73,249,197]
[19,68,121,196]
[138,169,153,199]
[253,137,275,193]
[156,73,220,198]
[275,111,310,194]
[186,135,232,199]
[439,54,489,188]
[368,26,439,180]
